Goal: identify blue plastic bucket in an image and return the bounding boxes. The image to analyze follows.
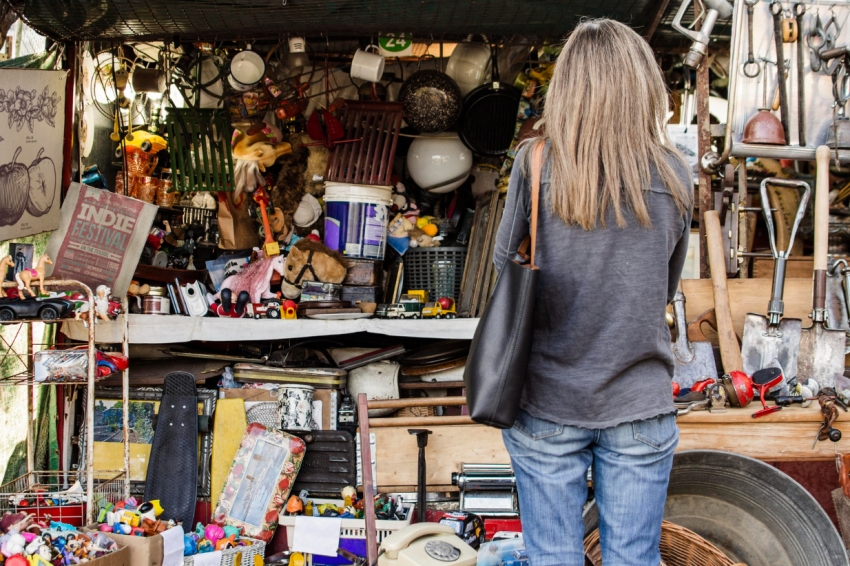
[323,183,392,259]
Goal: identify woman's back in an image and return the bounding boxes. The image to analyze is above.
[493,147,692,429]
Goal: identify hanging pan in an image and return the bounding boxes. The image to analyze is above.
[457,44,521,157]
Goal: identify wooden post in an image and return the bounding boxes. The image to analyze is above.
[358,393,379,564]
[698,57,713,279]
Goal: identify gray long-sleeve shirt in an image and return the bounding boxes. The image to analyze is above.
[493,145,692,429]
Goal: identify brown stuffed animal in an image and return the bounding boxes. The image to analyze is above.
[281,238,348,299]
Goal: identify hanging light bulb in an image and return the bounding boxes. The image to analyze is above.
[286,37,310,69]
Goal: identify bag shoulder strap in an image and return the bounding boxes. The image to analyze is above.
[529,141,544,267]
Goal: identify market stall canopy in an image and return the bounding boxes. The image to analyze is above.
[4,0,672,42]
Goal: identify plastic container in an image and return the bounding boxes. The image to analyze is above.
[323,183,392,260]
[279,498,414,565]
[403,246,467,301]
[183,538,265,566]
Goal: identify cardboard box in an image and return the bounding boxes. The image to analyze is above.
[81,544,130,566]
[84,528,160,566]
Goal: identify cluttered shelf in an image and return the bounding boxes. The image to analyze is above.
[61,314,481,343]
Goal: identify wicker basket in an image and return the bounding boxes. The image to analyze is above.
[184,537,265,566]
[583,521,739,566]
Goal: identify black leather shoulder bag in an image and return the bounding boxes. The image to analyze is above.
[463,140,544,428]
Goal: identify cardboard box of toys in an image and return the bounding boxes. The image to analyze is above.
[84,526,162,566]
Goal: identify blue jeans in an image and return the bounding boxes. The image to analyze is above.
[502,409,678,566]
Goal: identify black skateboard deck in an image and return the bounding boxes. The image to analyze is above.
[144,372,198,528]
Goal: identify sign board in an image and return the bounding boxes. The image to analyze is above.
[45,183,157,296]
[0,69,68,241]
[378,33,413,57]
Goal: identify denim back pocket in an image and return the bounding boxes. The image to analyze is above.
[513,409,563,440]
[632,414,678,450]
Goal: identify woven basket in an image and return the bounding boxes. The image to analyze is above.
[583,521,739,566]
[184,538,265,566]
[245,402,280,430]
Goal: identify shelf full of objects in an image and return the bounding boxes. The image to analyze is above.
[2,13,849,565]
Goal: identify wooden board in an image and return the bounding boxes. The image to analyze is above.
[680,278,814,340]
[371,404,850,489]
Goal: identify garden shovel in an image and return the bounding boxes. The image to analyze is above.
[671,284,718,389]
[798,146,846,389]
[741,177,810,381]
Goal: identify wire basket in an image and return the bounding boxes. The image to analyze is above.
[402,246,467,301]
[0,471,126,527]
[584,521,737,566]
[184,538,265,566]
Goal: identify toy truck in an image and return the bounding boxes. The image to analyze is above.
[421,297,457,319]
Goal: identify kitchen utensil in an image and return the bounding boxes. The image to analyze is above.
[110,109,120,142]
[770,1,790,141]
[350,45,385,83]
[741,177,810,381]
[795,3,806,146]
[408,429,432,523]
[229,49,265,91]
[671,284,718,389]
[751,367,784,418]
[457,44,521,156]
[445,35,491,96]
[398,66,462,133]
[799,146,846,390]
[705,210,744,373]
[357,393,379,565]
[742,59,786,145]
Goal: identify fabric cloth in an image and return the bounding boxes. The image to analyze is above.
[503,409,678,565]
[493,143,692,429]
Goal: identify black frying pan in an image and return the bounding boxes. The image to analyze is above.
[457,44,521,156]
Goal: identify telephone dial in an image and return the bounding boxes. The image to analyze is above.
[378,523,478,566]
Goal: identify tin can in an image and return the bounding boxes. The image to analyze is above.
[142,294,171,315]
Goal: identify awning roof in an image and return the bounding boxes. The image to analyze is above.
[5,0,666,43]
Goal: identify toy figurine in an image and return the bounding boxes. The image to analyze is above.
[222,526,240,539]
[183,535,197,557]
[203,525,224,546]
[74,285,119,327]
[0,256,13,298]
[15,255,52,298]
[2,533,26,556]
[211,255,284,306]
[280,239,348,300]
[214,535,236,551]
[284,496,303,516]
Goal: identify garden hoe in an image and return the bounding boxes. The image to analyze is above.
[741,177,810,381]
[671,283,718,389]
[799,146,846,389]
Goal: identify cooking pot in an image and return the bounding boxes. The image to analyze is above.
[445,35,491,97]
[398,67,462,133]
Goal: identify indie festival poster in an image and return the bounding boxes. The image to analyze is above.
[45,183,157,296]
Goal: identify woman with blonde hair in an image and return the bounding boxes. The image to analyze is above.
[493,19,693,565]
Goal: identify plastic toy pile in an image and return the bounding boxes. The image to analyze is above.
[282,487,408,521]
[94,498,256,558]
[0,513,119,566]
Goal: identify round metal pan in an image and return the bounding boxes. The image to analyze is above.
[457,45,521,157]
[583,450,848,565]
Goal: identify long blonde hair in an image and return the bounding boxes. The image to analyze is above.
[536,18,691,229]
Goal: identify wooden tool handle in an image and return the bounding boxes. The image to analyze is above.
[705,211,744,373]
[357,393,379,564]
[367,397,467,409]
[815,146,831,272]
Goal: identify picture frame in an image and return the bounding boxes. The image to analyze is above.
[80,387,217,498]
[5,243,33,282]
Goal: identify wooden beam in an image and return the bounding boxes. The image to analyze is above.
[372,403,849,488]
[643,0,673,41]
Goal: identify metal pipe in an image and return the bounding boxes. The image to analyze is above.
[702,0,747,174]
[122,296,130,498]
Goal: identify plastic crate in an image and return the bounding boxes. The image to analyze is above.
[184,537,265,566]
[278,499,413,565]
[402,246,467,301]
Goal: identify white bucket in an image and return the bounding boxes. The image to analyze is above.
[323,183,392,260]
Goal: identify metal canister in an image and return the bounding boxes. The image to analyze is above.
[142,287,170,315]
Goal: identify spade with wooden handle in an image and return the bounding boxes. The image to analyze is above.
[706,210,744,373]
[798,146,846,389]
